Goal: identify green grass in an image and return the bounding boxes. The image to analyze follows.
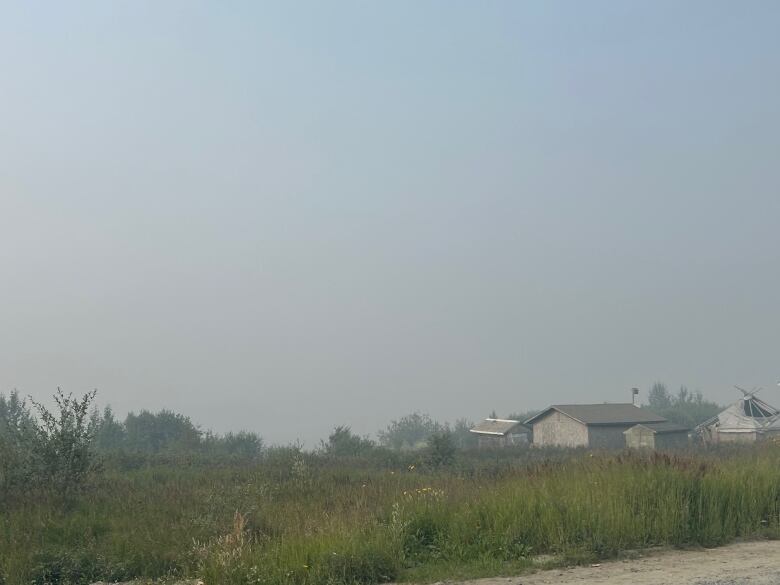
[2,447,780,585]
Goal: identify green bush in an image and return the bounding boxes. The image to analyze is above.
[403,512,447,561]
[30,389,99,499]
[322,426,376,457]
[426,432,456,468]
[0,390,36,498]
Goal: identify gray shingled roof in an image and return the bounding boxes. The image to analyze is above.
[525,403,667,426]
[470,419,529,436]
[623,421,689,434]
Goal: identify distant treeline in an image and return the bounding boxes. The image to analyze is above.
[91,405,263,459]
[643,382,722,427]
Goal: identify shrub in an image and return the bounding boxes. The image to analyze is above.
[378,413,445,450]
[124,409,202,454]
[90,406,126,452]
[426,431,456,468]
[402,512,447,561]
[322,426,376,457]
[202,431,264,461]
[30,389,99,498]
[0,390,36,498]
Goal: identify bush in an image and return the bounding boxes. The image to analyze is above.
[322,426,376,457]
[202,431,264,461]
[426,431,456,468]
[124,409,202,454]
[90,406,126,452]
[0,390,36,498]
[30,389,99,498]
[403,512,447,561]
[378,413,445,450]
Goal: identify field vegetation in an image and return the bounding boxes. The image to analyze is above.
[1,388,777,585]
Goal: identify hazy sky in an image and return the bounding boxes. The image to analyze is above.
[2,1,780,444]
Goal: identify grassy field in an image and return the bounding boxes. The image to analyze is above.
[2,446,780,585]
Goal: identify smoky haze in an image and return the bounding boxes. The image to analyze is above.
[1,1,779,445]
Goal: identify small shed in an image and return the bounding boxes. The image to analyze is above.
[469,419,530,448]
[624,421,690,450]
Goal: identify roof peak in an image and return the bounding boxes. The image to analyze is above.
[526,403,667,426]
[553,402,639,407]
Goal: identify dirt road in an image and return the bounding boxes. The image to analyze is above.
[455,540,780,585]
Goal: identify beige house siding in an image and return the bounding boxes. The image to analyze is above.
[718,431,758,444]
[532,410,588,447]
[625,426,656,449]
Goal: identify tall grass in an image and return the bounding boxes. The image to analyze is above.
[2,447,779,585]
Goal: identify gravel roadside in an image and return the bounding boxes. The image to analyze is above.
[441,540,780,585]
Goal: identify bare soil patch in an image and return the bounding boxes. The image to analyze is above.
[446,540,780,585]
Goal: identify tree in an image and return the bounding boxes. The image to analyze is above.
[451,418,478,449]
[644,382,721,427]
[321,425,375,456]
[647,382,673,410]
[91,405,126,452]
[29,389,99,496]
[203,430,264,460]
[426,431,456,467]
[667,386,721,427]
[124,409,202,454]
[0,390,36,496]
[377,413,445,450]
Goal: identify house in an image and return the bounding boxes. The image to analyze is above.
[469,418,530,448]
[696,389,780,444]
[624,421,690,450]
[524,403,667,449]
